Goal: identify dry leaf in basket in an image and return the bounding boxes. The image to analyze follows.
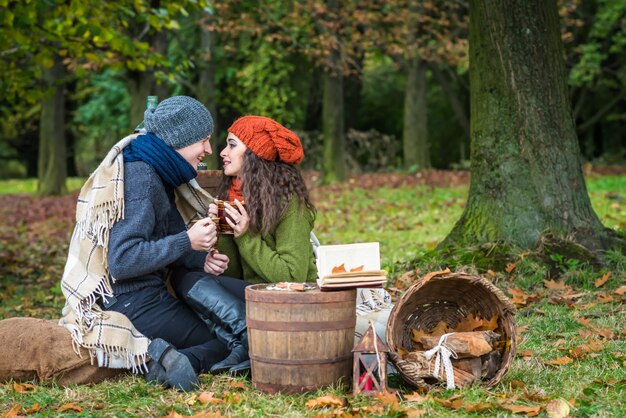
[455,314,499,332]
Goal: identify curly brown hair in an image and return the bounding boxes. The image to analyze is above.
[216,149,316,236]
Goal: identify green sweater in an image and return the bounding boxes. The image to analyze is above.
[218,199,317,283]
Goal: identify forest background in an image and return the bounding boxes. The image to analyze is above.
[1,0,625,192]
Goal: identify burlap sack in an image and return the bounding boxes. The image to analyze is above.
[0,317,125,386]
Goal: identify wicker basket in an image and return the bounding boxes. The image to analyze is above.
[386,270,517,389]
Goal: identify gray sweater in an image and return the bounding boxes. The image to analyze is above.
[107,161,204,294]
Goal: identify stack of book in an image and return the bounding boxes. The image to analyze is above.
[316,242,387,290]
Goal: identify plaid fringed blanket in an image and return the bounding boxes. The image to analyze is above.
[59,134,214,371]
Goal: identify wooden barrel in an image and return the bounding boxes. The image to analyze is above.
[245,284,356,394]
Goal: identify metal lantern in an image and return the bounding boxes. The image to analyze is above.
[352,325,389,396]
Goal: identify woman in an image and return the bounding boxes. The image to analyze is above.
[61,96,232,391]
[172,115,317,375]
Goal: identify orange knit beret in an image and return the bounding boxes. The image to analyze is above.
[227,116,304,164]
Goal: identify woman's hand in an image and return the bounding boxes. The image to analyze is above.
[187,218,217,252]
[225,199,249,238]
[208,202,218,218]
[204,250,229,275]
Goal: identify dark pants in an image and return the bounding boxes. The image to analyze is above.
[171,270,250,302]
[102,285,228,374]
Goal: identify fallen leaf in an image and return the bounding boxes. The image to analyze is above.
[57,402,83,412]
[411,328,429,345]
[13,382,37,393]
[305,395,344,409]
[454,313,498,332]
[505,263,517,274]
[224,392,243,405]
[545,356,573,366]
[593,327,615,339]
[162,411,186,418]
[376,390,399,409]
[523,390,549,402]
[500,403,542,415]
[4,404,21,418]
[430,321,451,335]
[197,392,222,405]
[549,292,584,306]
[595,272,611,288]
[349,265,364,272]
[510,380,526,389]
[397,346,408,358]
[402,408,426,417]
[404,391,429,404]
[508,288,541,307]
[464,402,493,412]
[576,317,595,328]
[517,349,534,358]
[435,397,464,409]
[226,381,246,390]
[25,403,41,414]
[615,286,626,296]
[516,325,530,334]
[332,264,347,274]
[545,398,570,417]
[596,293,613,303]
[544,279,568,290]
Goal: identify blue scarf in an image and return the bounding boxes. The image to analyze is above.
[123,133,196,188]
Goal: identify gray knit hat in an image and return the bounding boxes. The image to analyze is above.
[144,96,214,149]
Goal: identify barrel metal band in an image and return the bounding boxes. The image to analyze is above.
[250,353,352,365]
[247,318,355,331]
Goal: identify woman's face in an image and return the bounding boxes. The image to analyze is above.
[176,136,212,171]
[220,133,248,177]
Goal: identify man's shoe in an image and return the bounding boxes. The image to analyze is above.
[148,338,198,392]
[144,360,170,388]
[209,344,248,375]
[228,359,251,376]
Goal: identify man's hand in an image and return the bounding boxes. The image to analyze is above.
[204,250,229,275]
[187,218,217,252]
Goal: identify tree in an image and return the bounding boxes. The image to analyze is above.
[0,0,207,194]
[38,55,67,194]
[441,0,622,255]
[371,0,469,171]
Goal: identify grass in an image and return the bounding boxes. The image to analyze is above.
[0,178,85,195]
[1,173,625,417]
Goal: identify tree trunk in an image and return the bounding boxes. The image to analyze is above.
[128,70,155,132]
[442,0,620,252]
[127,30,168,132]
[38,55,67,196]
[403,55,430,170]
[430,64,470,140]
[198,21,219,169]
[321,0,346,183]
[322,69,347,183]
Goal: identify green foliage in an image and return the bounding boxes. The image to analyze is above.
[225,42,302,126]
[568,0,626,87]
[71,71,130,175]
[0,0,208,104]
